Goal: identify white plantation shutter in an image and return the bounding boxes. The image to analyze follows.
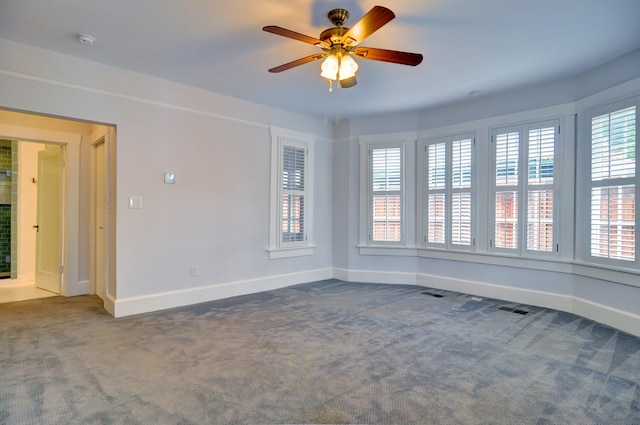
[281,145,306,243]
[495,132,519,186]
[592,107,636,181]
[526,125,557,252]
[495,190,518,249]
[372,148,401,191]
[424,135,474,249]
[451,139,472,246]
[590,106,636,262]
[427,143,446,244]
[527,190,553,251]
[591,186,635,260]
[452,192,471,245]
[428,143,446,189]
[428,193,445,244]
[371,147,402,242]
[492,121,558,255]
[494,130,520,249]
[528,127,555,185]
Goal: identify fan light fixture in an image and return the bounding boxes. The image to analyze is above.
[263,6,423,91]
[320,51,358,91]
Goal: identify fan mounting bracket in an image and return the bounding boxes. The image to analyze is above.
[327,9,349,27]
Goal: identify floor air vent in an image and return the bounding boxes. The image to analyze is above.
[421,291,444,298]
[498,306,529,315]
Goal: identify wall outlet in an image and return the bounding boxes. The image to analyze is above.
[189,265,198,277]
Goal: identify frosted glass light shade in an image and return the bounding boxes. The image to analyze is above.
[338,55,358,79]
[320,55,339,80]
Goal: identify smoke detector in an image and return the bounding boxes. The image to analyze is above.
[76,34,95,45]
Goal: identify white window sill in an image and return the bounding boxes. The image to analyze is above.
[358,245,640,289]
[267,245,316,259]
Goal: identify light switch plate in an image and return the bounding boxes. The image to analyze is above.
[164,172,175,184]
[128,196,142,209]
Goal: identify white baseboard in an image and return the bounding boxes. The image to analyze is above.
[18,272,35,285]
[359,270,640,338]
[572,297,640,338]
[103,293,116,316]
[332,268,350,282]
[113,268,333,318]
[334,268,417,285]
[415,273,575,312]
[428,274,640,337]
[107,265,640,337]
[417,272,640,337]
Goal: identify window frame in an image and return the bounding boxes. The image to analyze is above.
[268,126,315,259]
[420,132,476,252]
[359,133,415,248]
[489,119,561,258]
[583,98,638,269]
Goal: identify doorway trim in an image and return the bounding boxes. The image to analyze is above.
[0,123,81,296]
[90,126,115,314]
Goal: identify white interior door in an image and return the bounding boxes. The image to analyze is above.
[35,145,63,293]
[94,140,107,299]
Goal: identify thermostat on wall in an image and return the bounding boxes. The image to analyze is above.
[164,172,175,184]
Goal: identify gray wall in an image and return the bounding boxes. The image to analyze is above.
[1,37,639,334]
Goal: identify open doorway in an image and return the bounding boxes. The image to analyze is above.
[0,141,61,302]
[0,109,116,311]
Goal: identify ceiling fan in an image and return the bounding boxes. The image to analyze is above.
[263,6,423,90]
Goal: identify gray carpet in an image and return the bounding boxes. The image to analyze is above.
[1,279,639,424]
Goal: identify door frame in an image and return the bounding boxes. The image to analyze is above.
[90,127,111,303]
[0,123,81,296]
[89,125,116,314]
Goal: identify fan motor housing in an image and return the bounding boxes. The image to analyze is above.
[319,27,349,46]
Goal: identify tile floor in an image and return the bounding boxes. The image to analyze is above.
[0,281,57,303]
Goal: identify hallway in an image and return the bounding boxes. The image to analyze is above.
[0,281,56,303]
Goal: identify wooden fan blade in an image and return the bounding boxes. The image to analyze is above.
[263,26,329,48]
[340,6,395,47]
[268,53,326,73]
[353,47,423,66]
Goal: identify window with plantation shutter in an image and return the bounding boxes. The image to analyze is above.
[491,120,559,256]
[281,145,305,242]
[452,138,473,246]
[590,105,636,262]
[360,134,414,249]
[423,134,474,250]
[269,127,315,259]
[371,147,402,242]
[527,126,555,252]
[494,130,520,250]
[427,143,446,244]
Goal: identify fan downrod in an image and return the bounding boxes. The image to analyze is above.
[327,9,349,27]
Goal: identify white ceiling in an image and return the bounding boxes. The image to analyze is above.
[1,0,640,121]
